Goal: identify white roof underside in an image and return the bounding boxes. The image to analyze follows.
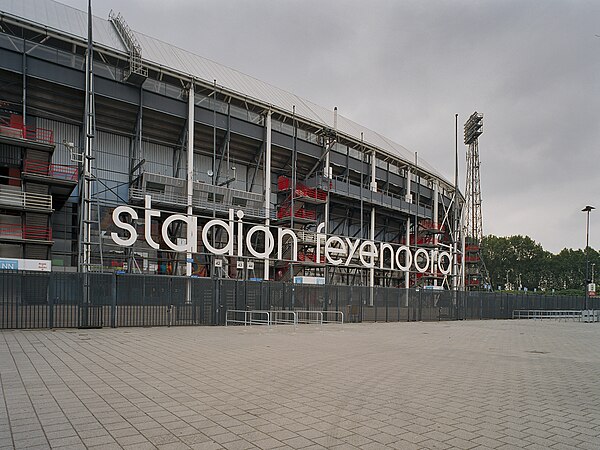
[0,0,446,182]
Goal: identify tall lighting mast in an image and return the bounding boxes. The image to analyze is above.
[464,112,489,290]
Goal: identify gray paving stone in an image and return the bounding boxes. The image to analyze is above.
[2,322,600,449]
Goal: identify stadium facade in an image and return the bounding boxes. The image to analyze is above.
[0,0,468,291]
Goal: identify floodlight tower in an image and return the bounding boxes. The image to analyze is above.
[463,112,488,290]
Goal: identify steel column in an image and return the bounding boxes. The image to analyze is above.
[22,37,26,122]
[369,150,376,304]
[433,181,439,286]
[264,111,272,281]
[186,81,194,302]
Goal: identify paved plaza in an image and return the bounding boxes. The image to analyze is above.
[1,320,599,450]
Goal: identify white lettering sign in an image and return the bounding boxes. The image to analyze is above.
[110,196,453,275]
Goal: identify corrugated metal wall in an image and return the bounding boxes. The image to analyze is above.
[94,131,129,203]
[36,118,80,166]
[144,141,174,176]
[192,153,211,183]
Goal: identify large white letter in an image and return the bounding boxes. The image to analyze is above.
[325,236,347,265]
[438,251,452,275]
[144,195,160,250]
[162,214,197,253]
[111,206,138,246]
[316,222,326,263]
[278,227,298,261]
[414,248,430,273]
[344,237,361,266]
[395,245,412,272]
[379,243,395,270]
[246,225,275,259]
[202,218,234,255]
[359,241,377,268]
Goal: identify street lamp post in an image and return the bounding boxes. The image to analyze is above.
[582,205,595,310]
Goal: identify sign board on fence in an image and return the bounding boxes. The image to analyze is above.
[0,258,51,272]
[294,276,325,285]
[424,285,444,291]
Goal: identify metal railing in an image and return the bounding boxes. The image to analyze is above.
[108,10,148,79]
[225,310,271,326]
[130,187,273,219]
[24,159,78,181]
[0,189,53,211]
[295,310,323,324]
[0,117,54,144]
[0,224,52,241]
[512,310,583,321]
[270,310,298,325]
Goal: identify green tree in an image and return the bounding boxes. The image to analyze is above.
[482,235,550,291]
[482,235,599,294]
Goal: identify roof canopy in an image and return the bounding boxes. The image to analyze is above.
[0,0,449,184]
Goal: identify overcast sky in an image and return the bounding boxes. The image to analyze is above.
[61,0,600,253]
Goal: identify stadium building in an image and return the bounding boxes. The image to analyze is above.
[0,0,468,292]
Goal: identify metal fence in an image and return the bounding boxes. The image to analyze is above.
[0,271,595,329]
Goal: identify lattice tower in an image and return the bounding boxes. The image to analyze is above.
[465,138,483,242]
[463,112,489,290]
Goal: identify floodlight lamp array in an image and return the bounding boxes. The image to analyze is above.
[464,111,483,145]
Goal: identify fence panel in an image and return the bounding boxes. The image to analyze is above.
[191,277,214,325]
[49,272,80,328]
[245,281,261,310]
[116,275,150,327]
[219,280,237,325]
[170,277,193,326]
[267,282,286,310]
[295,285,326,311]
[1,272,20,329]
[1,271,592,329]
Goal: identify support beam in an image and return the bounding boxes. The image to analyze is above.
[370,150,377,193]
[21,37,26,121]
[304,138,335,181]
[369,148,376,303]
[128,86,143,185]
[326,107,336,179]
[215,104,231,182]
[460,205,466,290]
[323,107,336,253]
[173,124,187,178]
[370,206,375,305]
[264,110,272,281]
[405,217,410,304]
[79,0,94,274]
[433,180,439,286]
[186,81,194,292]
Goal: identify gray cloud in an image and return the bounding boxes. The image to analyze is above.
[62,0,600,252]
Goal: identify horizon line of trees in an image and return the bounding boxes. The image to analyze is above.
[481,235,599,294]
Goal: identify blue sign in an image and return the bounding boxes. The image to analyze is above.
[0,259,18,270]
